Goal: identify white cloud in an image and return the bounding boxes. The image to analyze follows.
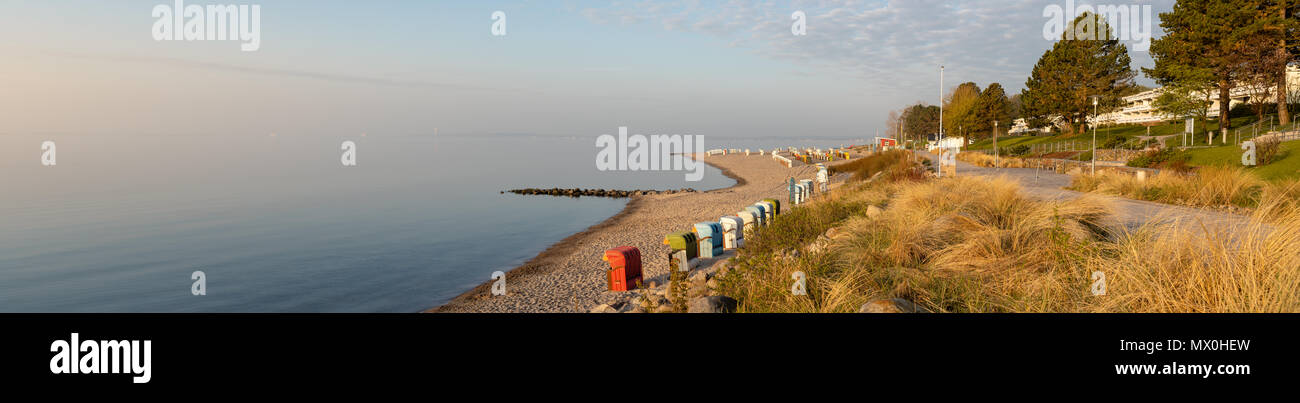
[579,0,1170,101]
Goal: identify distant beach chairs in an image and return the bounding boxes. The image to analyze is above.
[664,231,700,271]
[693,222,724,259]
[719,216,745,250]
[600,145,835,294]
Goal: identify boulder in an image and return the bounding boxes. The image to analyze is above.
[687,269,710,283]
[858,298,928,313]
[687,296,738,313]
[825,226,842,238]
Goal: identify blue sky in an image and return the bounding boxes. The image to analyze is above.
[0,0,1172,139]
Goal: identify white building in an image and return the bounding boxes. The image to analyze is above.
[927,136,965,151]
[1015,65,1300,132]
[1093,65,1300,125]
[1009,118,1053,135]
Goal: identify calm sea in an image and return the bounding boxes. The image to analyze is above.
[0,133,862,312]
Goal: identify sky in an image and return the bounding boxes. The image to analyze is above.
[0,0,1175,139]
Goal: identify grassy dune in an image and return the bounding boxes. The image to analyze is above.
[719,152,1300,313]
[1068,166,1300,216]
[956,151,1029,168]
[827,149,923,181]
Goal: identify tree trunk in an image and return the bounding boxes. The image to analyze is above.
[1219,81,1231,143]
[1280,2,1291,125]
[1278,61,1290,125]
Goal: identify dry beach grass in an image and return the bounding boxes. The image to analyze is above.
[1068,165,1300,218]
[718,151,1300,313]
[436,149,1300,313]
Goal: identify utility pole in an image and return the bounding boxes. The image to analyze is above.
[994,120,999,169]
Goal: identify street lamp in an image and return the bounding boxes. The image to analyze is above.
[938,65,944,178]
[1091,97,1098,176]
[994,120,999,169]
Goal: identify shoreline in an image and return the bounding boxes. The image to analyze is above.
[428,154,787,313]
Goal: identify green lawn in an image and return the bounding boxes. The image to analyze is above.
[967,130,1135,152]
[1184,139,1300,181]
[968,115,1269,152]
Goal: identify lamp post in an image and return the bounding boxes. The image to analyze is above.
[938,65,944,177]
[994,120,999,169]
[1091,97,1098,176]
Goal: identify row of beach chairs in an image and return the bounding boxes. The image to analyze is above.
[602,163,834,292]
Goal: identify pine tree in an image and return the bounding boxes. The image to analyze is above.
[901,103,941,142]
[973,83,1011,139]
[1147,0,1271,138]
[1021,12,1135,135]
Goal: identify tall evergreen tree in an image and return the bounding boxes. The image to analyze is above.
[973,83,1011,139]
[1021,12,1135,135]
[901,103,941,142]
[1147,0,1270,139]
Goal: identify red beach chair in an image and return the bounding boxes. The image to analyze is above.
[603,246,642,292]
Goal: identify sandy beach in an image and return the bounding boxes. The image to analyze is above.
[431,153,823,313]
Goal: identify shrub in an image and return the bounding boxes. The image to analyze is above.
[1257,135,1282,165]
[1101,136,1126,149]
[1126,148,1189,169]
[1007,144,1031,156]
[1122,137,1151,149]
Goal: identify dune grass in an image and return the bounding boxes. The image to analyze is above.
[956,151,1029,168]
[718,173,1300,313]
[1068,165,1300,216]
[828,149,926,182]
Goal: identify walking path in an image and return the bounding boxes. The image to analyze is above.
[920,151,1249,230]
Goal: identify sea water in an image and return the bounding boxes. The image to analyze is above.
[0,132,858,312]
